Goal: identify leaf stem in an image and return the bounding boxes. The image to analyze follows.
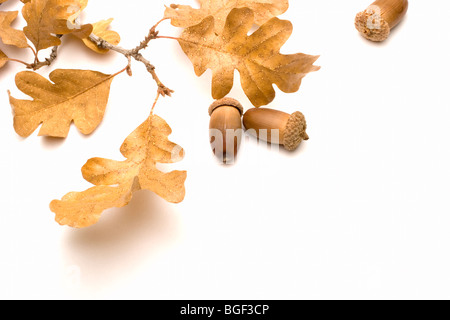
[7,58,30,67]
[156,35,180,41]
[27,35,62,71]
[30,43,60,70]
[150,91,161,116]
[27,45,37,59]
[153,17,170,31]
[111,65,130,78]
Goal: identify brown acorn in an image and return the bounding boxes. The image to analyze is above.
[243,108,309,151]
[209,98,244,164]
[355,0,409,42]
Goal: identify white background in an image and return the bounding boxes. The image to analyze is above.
[1,0,450,300]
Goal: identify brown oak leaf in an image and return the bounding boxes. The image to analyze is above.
[165,0,289,33]
[50,115,187,228]
[0,11,28,48]
[22,0,92,52]
[0,49,8,69]
[9,69,116,138]
[77,18,121,54]
[178,7,320,107]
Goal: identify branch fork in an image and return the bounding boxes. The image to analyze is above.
[88,19,173,97]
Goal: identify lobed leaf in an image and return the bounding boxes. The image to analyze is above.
[165,0,289,33]
[22,0,93,52]
[9,69,116,138]
[76,18,121,54]
[0,11,29,48]
[50,115,187,228]
[0,49,8,69]
[178,7,320,107]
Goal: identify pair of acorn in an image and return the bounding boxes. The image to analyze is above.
[209,98,309,164]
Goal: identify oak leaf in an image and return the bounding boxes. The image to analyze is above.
[50,115,187,228]
[22,0,92,52]
[0,49,8,69]
[0,11,28,48]
[178,7,320,107]
[165,0,289,32]
[77,18,121,54]
[9,69,116,138]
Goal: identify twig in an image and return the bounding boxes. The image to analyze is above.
[89,22,174,97]
[29,35,62,70]
[31,44,60,70]
[131,17,168,54]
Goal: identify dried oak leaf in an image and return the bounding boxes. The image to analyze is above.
[9,69,116,138]
[0,49,8,69]
[0,11,29,48]
[50,115,187,228]
[179,7,320,107]
[22,0,92,52]
[77,18,121,54]
[165,0,289,32]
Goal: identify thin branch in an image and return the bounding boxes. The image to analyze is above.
[31,44,60,70]
[131,17,169,53]
[29,35,62,70]
[89,32,174,97]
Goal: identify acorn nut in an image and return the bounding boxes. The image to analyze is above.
[209,98,244,164]
[355,0,409,42]
[243,108,309,151]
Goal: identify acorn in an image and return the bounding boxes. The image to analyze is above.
[209,98,244,164]
[243,108,309,151]
[355,0,409,42]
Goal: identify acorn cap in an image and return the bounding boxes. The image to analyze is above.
[209,98,244,116]
[355,9,390,42]
[283,111,309,151]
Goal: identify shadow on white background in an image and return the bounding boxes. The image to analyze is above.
[61,191,182,296]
